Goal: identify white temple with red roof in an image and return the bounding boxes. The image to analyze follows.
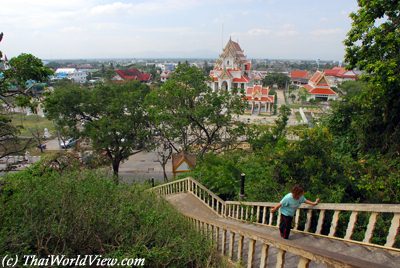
[302,71,338,101]
[209,38,275,114]
[209,38,252,92]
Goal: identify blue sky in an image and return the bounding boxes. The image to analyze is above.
[0,0,358,60]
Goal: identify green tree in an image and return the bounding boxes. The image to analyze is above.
[344,0,400,154]
[262,72,290,89]
[146,63,246,158]
[4,53,53,91]
[248,105,291,150]
[44,82,151,182]
[0,51,52,160]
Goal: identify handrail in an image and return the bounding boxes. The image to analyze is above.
[185,215,383,268]
[225,200,400,213]
[151,177,400,251]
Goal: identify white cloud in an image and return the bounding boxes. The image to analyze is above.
[90,2,135,15]
[90,0,199,16]
[61,26,85,33]
[311,28,343,37]
[275,24,299,37]
[248,28,271,36]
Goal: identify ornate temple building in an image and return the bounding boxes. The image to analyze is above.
[209,38,252,92]
[246,85,275,114]
[302,71,338,101]
[209,38,275,114]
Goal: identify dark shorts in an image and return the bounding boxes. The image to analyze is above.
[279,214,293,239]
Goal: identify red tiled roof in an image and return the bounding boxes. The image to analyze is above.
[115,69,151,82]
[309,88,337,95]
[291,70,309,79]
[309,71,323,84]
[304,84,336,95]
[324,68,341,76]
[324,67,358,79]
[303,84,313,91]
[233,75,250,83]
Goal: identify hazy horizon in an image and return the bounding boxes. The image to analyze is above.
[1,0,358,61]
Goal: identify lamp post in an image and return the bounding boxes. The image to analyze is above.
[239,173,245,200]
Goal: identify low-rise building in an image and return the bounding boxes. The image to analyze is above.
[324,67,358,86]
[54,68,88,83]
[172,152,196,178]
[112,68,152,83]
[290,70,309,85]
[302,71,338,101]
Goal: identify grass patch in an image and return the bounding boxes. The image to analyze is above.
[288,104,321,109]
[10,113,55,137]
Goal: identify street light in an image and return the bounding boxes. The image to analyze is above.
[239,173,245,200]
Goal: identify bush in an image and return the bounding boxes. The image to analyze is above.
[0,163,221,267]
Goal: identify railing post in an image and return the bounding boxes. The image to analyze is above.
[345,211,358,240]
[215,226,220,249]
[228,232,235,260]
[259,244,269,268]
[247,238,255,268]
[363,212,378,243]
[276,249,286,268]
[385,213,400,247]
[262,206,267,224]
[304,210,312,232]
[316,210,325,234]
[210,224,214,242]
[294,208,300,230]
[297,257,310,268]
[221,229,227,255]
[329,210,340,237]
[237,234,244,262]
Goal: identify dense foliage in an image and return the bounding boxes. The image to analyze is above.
[188,99,400,204]
[0,158,222,267]
[345,0,400,154]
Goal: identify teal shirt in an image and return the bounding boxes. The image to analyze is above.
[279,193,306,217]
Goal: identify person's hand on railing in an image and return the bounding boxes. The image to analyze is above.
[271,203,281,213]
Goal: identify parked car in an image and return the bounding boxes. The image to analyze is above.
[60,138,77,149]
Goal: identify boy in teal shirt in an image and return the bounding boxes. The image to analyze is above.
[271,185,320,239]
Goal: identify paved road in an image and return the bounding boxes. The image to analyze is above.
[276,89,286,107]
